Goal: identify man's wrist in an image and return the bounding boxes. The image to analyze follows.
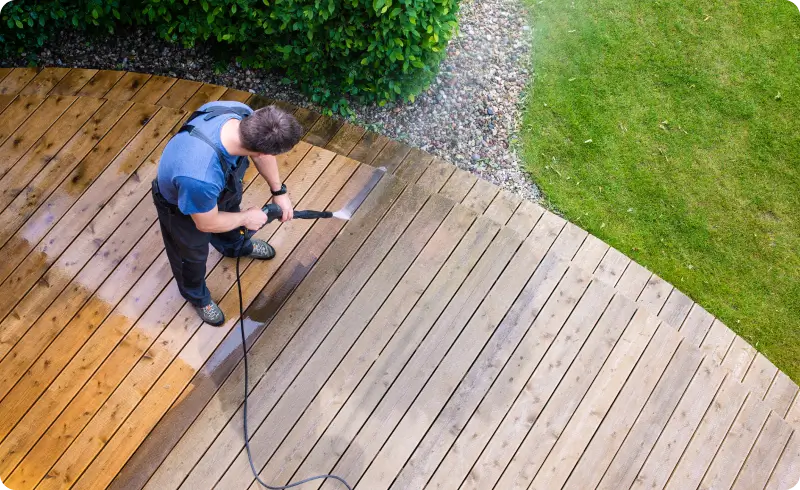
[271,183,288,196]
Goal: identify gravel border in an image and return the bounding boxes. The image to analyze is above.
[3,0,539,201]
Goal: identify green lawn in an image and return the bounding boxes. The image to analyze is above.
[521,0,800,380]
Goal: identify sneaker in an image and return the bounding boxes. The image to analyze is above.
[248,239,276,260]
[196,301,225,326]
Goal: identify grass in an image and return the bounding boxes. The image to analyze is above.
[521,0,800,381]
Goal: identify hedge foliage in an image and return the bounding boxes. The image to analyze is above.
[1,0,459,112]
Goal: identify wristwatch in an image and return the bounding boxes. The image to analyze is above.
[271,183,287,196]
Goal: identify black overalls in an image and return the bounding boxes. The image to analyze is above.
[151,106,254,307]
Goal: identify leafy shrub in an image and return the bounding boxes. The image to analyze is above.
[0,0,137,57]
[143,0,459,112]
[1,0,460,112]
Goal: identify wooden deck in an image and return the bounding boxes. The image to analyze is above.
[0,67,798,490]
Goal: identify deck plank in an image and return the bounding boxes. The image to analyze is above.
[104,71,152,101]
[593,246,631,287]
[293,107,321,135]
[18,67,71,95]
[700,318,736,366]
[0,97,104,211]
[325,122,367,156]
[461,179,499,216]
[723,335,758,381]
[348,132,390,165]
[571,233,609,272]
[415,157,455,194]
[76,69,125,97]
[665,376,750,489]
[679,303,716,347]
[0,67,39,95]
[156,79,203,108]
[631,356,727,490]
[505,200,545,237]
[373,139,412,174]
[439,168,477,203]
[732,412,793,490]
[765,432,800,490]
[743,353,780,400]
[659,288,695,328]
[50,68,98,96]
[637,273,674,314]
[304,114,344,148]
[367,233,578,489]
[551,220,588,261]
[0,95,77,178]
[222,87,253,103]
[764,372,799,418]
[0,99,133,283]
[615,261,651,300]
[394,147,435,184]
[484,189,522,226]
[130,75,179,104]
[217,191,455,490]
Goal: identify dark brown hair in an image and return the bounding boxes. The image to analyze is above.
[239,105,303,155]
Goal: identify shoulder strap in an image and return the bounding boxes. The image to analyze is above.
[178,105,252,177]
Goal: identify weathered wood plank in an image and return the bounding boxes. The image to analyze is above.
[659,288,694,328]
[347,131,390,165]
[222,87,253,103]
[722,335,758,381]
[732,412,793,490]
[765,432,800,490]
[439,168,476,203]
[743,353,779,400]
[461,178,499,216]
[637,273,673,314]
[700,318,736,366]
[76,69,125,97]
[665,376,750,489]
[415,157,455,194]
[593,246,631,287]
[551,220,588,261]
[571,233,609,272]
[615,261,651,300]
[394,147,434,184]
[484,189,522,226]
[631,356,727,490]
[679,303,716,347]
[293,106,321,135]
[304,114,344,148]
[325,122,367,156]
[373,139,412,174]
[764,371,799,418]
[505,199,545,237]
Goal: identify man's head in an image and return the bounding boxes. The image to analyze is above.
[239,106,303,156]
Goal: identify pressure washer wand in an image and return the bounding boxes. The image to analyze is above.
[261,203,333,223]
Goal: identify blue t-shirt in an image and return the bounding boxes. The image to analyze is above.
[156,101,252,215]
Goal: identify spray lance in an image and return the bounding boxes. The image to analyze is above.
[234,201,353,490]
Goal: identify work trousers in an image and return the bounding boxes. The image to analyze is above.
[151,180,253,307]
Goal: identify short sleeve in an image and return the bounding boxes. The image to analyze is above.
[174,176,222,215]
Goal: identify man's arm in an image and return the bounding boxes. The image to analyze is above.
[252,154,294,221]
[192,205,267,233]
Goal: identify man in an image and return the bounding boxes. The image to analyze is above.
[152,100,303,326]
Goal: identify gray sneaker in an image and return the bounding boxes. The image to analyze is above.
[196,301,225,326]
[248,239,276,260]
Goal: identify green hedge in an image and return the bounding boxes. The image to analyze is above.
[1,0,459,112]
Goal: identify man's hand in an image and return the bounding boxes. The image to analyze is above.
[272,194,294,222]
[242,208,269,230]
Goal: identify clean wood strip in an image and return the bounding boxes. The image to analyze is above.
[394,148,434,184]
[364,231,577,490]
[76,70,125,97]
[505,200,545,237]
[112,164,382,490]
[0,67,39,95]
[0,144,306,483]
[347,131,390,165]
[0,99,133,283]
[325,122,366,156]
[722,335,758,381]
[427,266,600,490]
[743,353,779,400]
[19,67,69,95]
[438,168,477,203]
[18,67,70,95]
[185,182,441,489]
[0,97,104,211]
[698,394,771,489]
[216,192,455,490]
[181,83,229,112]
[461,179,499,216]
[156,79,203,108]
[0,95,77,177]
[245,215,500,489]
[222,87,253,102]
[551,221,587,261]
[293,226,518,490]
[10,147,332,489]
[665,375,750,489]
[765,432,800,490]
[0,68,12,82]
[50,68,98,96]
[415,158,455,194]
[315,226,526,490]
[246,205,483,490]
[595,340,705,490]
[616,261,651,300]
[484,189,522,225]
[637,273,673,313]
[0,95,48,146]
[700,318,736,366]
[764,372,799,418]
[0,106,178,353]
[571,233,609,272]
[593,246,631,287]
[631,357,727,490]
[245,93,273,110]
[679,303,716,347]
[304,114,344,148]
[491,292,637,490]
[104,71,152,101]
[531,320,673,489]
[64,155,358,490]
[130,75,178,104]
[732,412,793,490]
[659,288,694,327]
